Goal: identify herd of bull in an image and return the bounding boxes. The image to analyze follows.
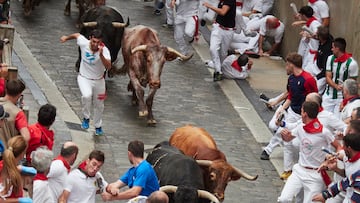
[22,2,258,202]
[73,4,257,203]
[148,125,258,202]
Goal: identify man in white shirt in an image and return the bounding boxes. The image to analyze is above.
[47,142,78,202]
[58,150,108,203]
[60,30,111,136]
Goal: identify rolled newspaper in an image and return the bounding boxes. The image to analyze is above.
[290,3,298,14]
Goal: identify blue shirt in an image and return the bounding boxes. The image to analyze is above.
[120,160,159,196]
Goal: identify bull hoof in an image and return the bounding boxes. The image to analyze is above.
[139,110,148,117]
[24,10,31,16]
[131,100,138,106]
[147,119,157,126]
[64,10,70,16]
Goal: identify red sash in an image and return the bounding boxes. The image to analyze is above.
[231,60,243,72]
[193,16,199,41]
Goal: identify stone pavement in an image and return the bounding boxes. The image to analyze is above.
[9,0,289,202]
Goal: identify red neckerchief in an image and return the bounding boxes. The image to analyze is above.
[78,161,95,177]
[306,16,317,27]
[303,118,323,133]
[334,52,352,63]
[33,173,48,181]
[348,152,360,163]
[231,60,243,72]
[342,95,359,107]
[236,2,242,7]
[319,106,324,112]
[273,20,280,29]
[308,0,317,3]
[55,155,71,173]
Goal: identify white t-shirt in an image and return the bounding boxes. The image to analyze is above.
[47,160,69,202]
[309,0,329,24]
[64,169,108,203]
[33,180,55,203]
[221,54,249,79]
[341,99,360,121]
[77,35,111,80]
[259,15,284,44]
[292,123,334,168]
[325,55,359,99]
[318,110,345,134]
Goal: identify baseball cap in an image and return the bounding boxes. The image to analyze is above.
[0,105,9,120]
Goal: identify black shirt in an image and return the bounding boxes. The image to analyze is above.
[316,35,333,79]
[215,0,236,28]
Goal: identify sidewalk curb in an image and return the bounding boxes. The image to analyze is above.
[13,31,94,164]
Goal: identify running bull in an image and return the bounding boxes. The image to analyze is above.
[169,125,258,202]
[146,141,220,203]
[76,6,129,74]
[116,25,193,125]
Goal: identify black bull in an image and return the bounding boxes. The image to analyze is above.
[76,6,128,74]
[146,142,219,203]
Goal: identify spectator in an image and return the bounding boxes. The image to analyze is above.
[0,79,30,145]
[340,79,360,123]
[221,54,253,79]
[0,136,33,202]
[323,38,359,117]
[58,150,108,203]
[278,101,338,202]
[203,0,236,81]
[47,141,78,202]
[31,147,54,203]
[147,191,169,203]
[103,140,159,201]
[25,104,57,163]
[274,53,318,180]
[307,0,330,27]
[314,25,333,94]
[293,6,320,70]
[313,133,360,202]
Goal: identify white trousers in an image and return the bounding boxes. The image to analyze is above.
[77,75,105,128]
[210,23,234,73]
[278,164,325,203]
[174,15,196,55]
[283,107,301,172]
[165,0,174,25]
[322,94,342,118]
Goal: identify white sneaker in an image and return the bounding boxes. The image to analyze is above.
[205,60,215,68]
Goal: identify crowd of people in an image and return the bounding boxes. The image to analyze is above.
[0,0,358,202]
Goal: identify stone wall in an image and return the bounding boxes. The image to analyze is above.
[274,0,360,61]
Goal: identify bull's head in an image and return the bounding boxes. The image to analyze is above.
[197,160,258,202]
[131,45,193,89]
[160,185,220,203]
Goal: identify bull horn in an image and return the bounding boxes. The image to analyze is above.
[112,17,130,28]
[160,185,178,193]
[166,47,193,61]
[198,190,220,203]
[233,167,258,181]
[83,22,97,27]
[131,45,147,54]
[196,160,213,167]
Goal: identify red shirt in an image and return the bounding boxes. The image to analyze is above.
[26,123,54,162]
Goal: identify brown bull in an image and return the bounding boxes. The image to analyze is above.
[118,25,193,125]
[169,125,258,202]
